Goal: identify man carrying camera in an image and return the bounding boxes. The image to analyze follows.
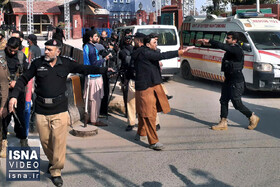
[83,30,112,126]
[119,35,134,130]
[198,32,260,131]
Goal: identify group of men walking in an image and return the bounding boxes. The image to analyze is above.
[0,28,261,187]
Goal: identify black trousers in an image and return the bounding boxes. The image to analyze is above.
[121,76,128,117]
[220,81,252,119]
[1,91,26,140]
[100,73,109,116]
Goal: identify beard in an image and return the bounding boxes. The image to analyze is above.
[44,56,56,62]
[5,48,17,58]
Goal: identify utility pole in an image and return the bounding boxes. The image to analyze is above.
[182,0,195,17]
[256,0,260,13]
[80,0,84,32]
[155,0,161,17]
[27,0,34,34]
[64,0,70,39]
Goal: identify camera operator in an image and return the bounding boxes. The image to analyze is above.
[97,39,116,117]
[119,29,132,50]
[118,35,134,119]
[99,31,110,50]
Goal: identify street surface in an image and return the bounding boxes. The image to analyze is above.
[1,73,280,187]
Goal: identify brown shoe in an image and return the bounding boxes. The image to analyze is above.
[212,118,228,130]
[0,140,8,158]
[92,121,108,126]
[248,113,260,130]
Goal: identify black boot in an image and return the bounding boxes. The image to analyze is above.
[166,95,173,100]
[156,124,161,131]
[125,125,134,131]
[51,176,63,187]
[47,163,52,174]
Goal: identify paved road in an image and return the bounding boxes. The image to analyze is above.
[1,73,280,187]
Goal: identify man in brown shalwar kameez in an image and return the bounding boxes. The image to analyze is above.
[133,34,194,150]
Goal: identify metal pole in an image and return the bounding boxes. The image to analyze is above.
[64,0,70,39]
[158,0,161,16]
[27,0,34,34]
[256,0,260,13]
[80,0,84,33]
[193,0,195,15]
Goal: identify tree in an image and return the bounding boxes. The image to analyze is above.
[232,0,278,5]
[204,0,229,15]
[0,0,9,7]
[205,0,279,15]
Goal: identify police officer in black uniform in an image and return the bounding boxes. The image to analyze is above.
[119,35,134,119]
[9,39,113,187]
[198,32,260,130]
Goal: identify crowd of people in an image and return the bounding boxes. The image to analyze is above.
[0,24,261,187]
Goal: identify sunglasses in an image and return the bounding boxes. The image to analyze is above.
[226,37,232,40]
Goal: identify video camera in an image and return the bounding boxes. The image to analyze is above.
[99,48,115,59]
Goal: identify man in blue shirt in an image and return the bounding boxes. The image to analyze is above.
[83,30,111,126]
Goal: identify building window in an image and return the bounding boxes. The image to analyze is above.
[126,0,130,3]
[20,15,50,34]
[120,0,124,3]
[113,0,117,3]
[126,13,130,19]
[113,14,118,19]
[120,13,124,19]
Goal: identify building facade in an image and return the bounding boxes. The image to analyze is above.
[93,0,137,27]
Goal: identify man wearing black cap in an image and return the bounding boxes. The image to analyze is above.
[9,39,113,187]
[119,29,132,50]
[133,34,194,150]
[123,32,146,132]
[28,34,41,59]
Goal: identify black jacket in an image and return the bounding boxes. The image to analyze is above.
[209,39,244,83]
[119,44,134,80]
[132,46,178,91]
[10,56,107,115]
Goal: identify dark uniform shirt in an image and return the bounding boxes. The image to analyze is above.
[132,46,179,91]
[10,56,107,115]
[119,44,134,80]
[209,39,244,83]
[29,45,42,59]
[5,48,28,76]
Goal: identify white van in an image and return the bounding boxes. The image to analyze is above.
[180,12,280,91]
[116,25,180,78]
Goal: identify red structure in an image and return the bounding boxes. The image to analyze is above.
[8,1,60,34]
[3,0,109,39]
[58,0,109,39]
[136,10,148,25]
[161,5,183,29]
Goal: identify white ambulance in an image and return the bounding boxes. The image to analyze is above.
[180,12,280,91]
[116,25,180,78]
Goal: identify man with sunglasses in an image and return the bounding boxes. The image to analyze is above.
[198,32,260,131]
